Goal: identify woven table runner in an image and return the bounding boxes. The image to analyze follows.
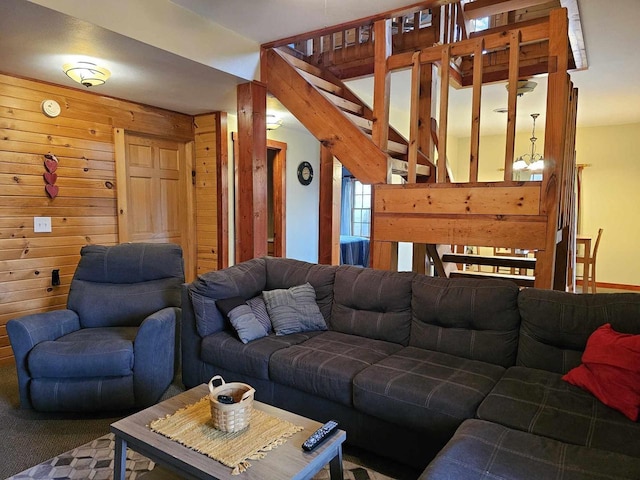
[149,397,304,475]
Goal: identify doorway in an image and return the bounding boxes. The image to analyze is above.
[267,139,286,257]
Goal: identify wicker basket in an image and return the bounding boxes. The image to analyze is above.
[208,375,255,433]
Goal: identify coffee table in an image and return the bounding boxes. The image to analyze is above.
[110,384,346,480]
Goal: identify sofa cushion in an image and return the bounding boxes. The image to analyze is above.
[263,283,328,335]
[563,323,640,421]
[201,330,322,380]
[29,327,137,378]
[410,276,520,367]
[265,257,337,323]
[269,331,402,406]
[517,289,640,374]
[353,346,504,432]
[421,419,640,480]
[331,266,415,345]
[477,366,640,458]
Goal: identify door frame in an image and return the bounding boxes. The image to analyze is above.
[267,139,287,257]
[114,128,196,280]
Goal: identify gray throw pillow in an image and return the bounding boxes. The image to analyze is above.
[263,283,327,336]
[247,295,272,334]
[190,290,225,337]
[216,296,267,344]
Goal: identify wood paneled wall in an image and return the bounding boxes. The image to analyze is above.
[0,73,194,365]
[193,113,227,274]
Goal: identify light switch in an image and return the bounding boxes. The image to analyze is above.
[34,216,52,233]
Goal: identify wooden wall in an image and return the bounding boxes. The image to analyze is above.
[0,73,194,365]
[193,113,226,274]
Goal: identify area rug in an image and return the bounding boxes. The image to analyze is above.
[6,432,398,480]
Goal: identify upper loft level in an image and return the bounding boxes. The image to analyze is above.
[263,0,586,84]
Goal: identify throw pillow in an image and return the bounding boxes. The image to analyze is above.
[246,295,272,334]
[563,323,640,421]
[190,290,225,337]
[262,283,327,336]
[216,296,267,344]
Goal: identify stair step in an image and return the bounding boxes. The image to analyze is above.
[368,135,408,156]
[319,90,364,115]
[450,270,535,288]
[296,68,343,96]
[389,158,430,177]
[277,49,326,78]
[344,111,373,132]
[442,253,536,270]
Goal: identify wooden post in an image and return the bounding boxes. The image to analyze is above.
[215,112,229,269]
[504,30,521,182]
[535,8,570,289]
[236,82,267,263]
[318,146,342,265]
[372,18,392,171]
[407,51,421,184]
[437,45,451,183]
[469,38,484,183]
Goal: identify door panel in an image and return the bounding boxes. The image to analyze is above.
[124,133,185,246]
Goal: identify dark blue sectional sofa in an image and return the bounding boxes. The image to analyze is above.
[182,256,640,479]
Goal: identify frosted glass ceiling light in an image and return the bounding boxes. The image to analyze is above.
[63,61,111,87]
[266,114,283,130]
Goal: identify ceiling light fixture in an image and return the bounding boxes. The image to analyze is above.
[513,113,545,172]
[506,79,537,97]
[266,114,283,130]
[62,61,111,87]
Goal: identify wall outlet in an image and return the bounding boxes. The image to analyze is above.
[34,216,52,233]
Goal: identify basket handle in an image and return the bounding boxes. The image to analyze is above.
[208,375,225,394]
[240,387,256,403]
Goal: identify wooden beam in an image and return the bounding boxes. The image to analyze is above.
[374,214,548,250]
[215,112,229,269]
[387,19,549,71]
[464,0,549,20]
[437,45,450,183]
[318,146,341,265]
[268,139,287,258]
[503,30,521,182]
[235,82,267,263]
[561,0,588,70]
[469,38,484,183]
[372,19,392,162]
[407,51,421,184]
[374,183,542,216]
[535,7,570,289]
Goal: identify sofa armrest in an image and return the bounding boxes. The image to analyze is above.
[7,309,80,409]
[181,283,209,388]
[133,306,179,407]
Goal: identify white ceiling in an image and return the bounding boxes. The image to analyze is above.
[1,0,639,137]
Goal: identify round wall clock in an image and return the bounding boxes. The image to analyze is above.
[41,99,61,118]
[297,161,314,185]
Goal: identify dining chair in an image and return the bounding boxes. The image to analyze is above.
[577,228,603,293]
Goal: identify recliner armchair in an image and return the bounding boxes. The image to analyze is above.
[7,242,184,412]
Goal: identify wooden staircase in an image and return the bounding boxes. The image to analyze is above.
[265,48,434,184]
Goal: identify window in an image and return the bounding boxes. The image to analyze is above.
[352,181,371,237]
[473,16,489,32]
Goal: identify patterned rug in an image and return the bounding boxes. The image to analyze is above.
[7,433,398,480]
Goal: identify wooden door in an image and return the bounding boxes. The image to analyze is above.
[115,130,195,279]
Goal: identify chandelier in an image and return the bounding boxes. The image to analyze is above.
[513,113,544,171]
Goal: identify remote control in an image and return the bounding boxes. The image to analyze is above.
[302,420,339,451]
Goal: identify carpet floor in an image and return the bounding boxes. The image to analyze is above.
[0,364,419,479]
